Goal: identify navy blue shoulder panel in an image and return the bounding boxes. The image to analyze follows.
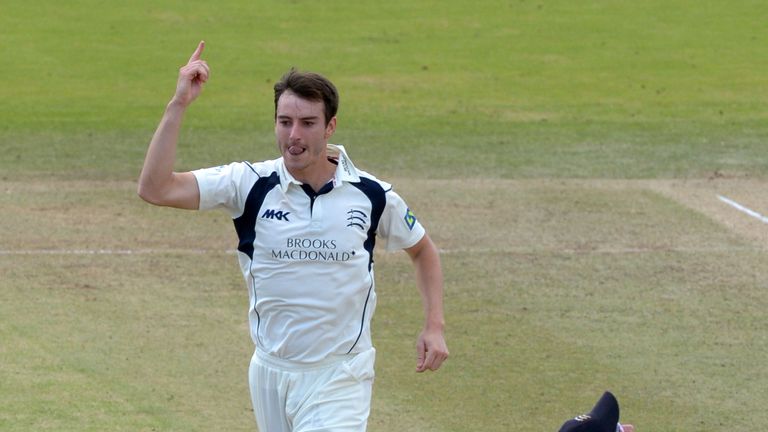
[233,172,281,259]
[350,178,387,270]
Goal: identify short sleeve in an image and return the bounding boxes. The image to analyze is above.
[378,189,426,251]
[192,162,254,218]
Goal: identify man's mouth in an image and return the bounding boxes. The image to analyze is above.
[288,145,305,156]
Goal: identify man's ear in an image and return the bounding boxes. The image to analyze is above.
[325,117,337,139]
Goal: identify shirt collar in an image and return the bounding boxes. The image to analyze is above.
[327,144,360,186]
[277,143,360,193]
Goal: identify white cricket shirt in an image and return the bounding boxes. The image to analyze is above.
[192,145,425,364]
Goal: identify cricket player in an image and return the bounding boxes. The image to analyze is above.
[137,41,448,431]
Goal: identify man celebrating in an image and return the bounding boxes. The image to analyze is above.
[138,41,448,431]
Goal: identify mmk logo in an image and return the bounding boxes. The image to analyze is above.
[262,209,291,222]
[404,208,417,230]
[346,209,368,230]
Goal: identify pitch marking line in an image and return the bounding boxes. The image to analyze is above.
[0,246,754,256]
[717,195,768,224]
[0,248,238,256]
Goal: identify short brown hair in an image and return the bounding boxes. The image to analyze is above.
[274,68,339,125]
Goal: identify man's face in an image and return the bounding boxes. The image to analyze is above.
[275,90,336,179]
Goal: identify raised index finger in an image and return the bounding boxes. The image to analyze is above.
[188,40,205,63]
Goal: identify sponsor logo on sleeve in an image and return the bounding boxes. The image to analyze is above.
[404,208,417,230]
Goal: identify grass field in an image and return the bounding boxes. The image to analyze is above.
[2,1,768,431]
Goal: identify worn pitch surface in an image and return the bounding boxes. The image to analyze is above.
[2,178,766,431]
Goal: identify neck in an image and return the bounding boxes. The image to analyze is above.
[290,158,337,192]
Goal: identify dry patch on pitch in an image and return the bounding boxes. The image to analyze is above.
[2,177,765,254]
[3,177,768,430]
[0,180,234,253]
[644,177,768,249]
[391,177,767,255]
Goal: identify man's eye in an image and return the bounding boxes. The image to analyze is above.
[304,121,314,127]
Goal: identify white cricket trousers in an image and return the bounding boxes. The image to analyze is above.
[248,347,375,432]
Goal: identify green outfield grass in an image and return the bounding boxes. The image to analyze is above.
[2,1,768,431]
[2,0,768,179]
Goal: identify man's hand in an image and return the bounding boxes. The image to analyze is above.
[137,41,208,209]
[172,41,210,107]
[405,235,449,373]
[416,326,449,372]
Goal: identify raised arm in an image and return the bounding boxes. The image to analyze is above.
[405,234,449,372]
[137,41,210,209]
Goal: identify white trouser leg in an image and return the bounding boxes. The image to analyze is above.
[248,348,375,432]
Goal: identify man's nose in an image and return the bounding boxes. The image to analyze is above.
[289,124,301,141]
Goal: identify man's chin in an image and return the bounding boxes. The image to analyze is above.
[283,156,308,173]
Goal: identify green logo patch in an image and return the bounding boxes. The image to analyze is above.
[404,208,417,230]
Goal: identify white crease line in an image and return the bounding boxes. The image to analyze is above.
[0,246,755,256]
[439,246,752,255]
[0,249,238,256]
[717,195,768,224]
